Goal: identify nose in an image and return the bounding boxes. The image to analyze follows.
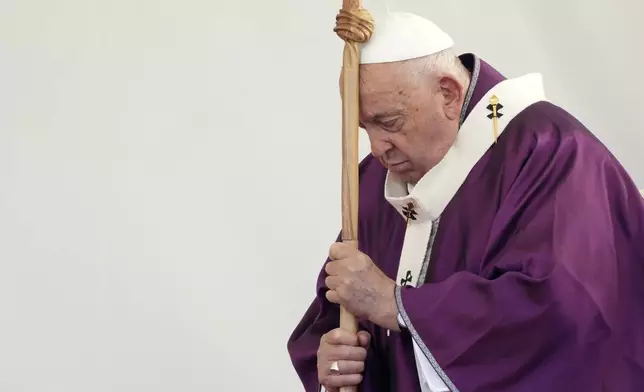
[366,129,392,159]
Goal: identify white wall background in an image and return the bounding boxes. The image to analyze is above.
[0,0,642,391]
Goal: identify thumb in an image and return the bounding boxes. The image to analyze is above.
[328,241,356,260]
[357,331,371,348]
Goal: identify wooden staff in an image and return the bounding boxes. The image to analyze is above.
[333,2,373,391]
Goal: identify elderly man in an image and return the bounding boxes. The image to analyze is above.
[287,11,644,392]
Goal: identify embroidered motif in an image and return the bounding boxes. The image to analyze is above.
[402,202,417,225]
[486,95,504,143]
[400,270,413,286]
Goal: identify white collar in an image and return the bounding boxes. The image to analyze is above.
[385,73,547,222]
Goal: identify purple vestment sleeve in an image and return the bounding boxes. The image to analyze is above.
[287,253,339,391]
[287,156,390,392]
[396,118,644,391]
[287,248,386,392]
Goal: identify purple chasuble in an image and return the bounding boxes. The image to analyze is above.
[287,54,644,392]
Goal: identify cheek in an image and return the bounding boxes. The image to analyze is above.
[412,112,442,146]
[396,124,422,155]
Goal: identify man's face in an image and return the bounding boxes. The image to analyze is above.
[348,61,464,184]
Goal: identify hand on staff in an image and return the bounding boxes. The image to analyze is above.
[317,328,371,391]
[324,242,400,331]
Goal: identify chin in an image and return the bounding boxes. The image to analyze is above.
[397,171,422,185]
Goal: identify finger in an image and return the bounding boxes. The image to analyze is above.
[357,331,371,348]
[324,275,341,290]
[324,260,340,276]
[325,289,340,305]
[323,328,359,346]
[335,360,365,375]
[322,374,363,389]
[327,345,368,362]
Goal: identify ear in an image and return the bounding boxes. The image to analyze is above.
[438,76,464,121]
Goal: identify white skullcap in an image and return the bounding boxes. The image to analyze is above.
[360,12,454,64]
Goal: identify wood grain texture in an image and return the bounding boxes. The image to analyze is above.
[338,42,360,392]
[334,1,373,391]
[340,42,360,249]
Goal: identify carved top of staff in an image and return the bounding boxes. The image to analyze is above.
[334,8,374,44]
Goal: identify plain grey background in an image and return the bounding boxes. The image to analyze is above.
[0,0,642,391]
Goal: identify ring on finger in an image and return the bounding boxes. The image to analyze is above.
[329,361,339,373]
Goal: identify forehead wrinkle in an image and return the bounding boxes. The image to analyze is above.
[359,88,408,119]
[358,64,410,122]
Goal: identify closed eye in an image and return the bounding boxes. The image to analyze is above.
[379,117,403,131]
[381,119,398,128]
